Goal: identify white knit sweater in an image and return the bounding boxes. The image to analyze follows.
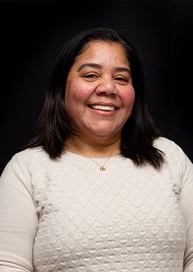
[0,137,193,272]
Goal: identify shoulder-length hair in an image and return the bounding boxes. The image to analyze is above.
[25,27,164,169]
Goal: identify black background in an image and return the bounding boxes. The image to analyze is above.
[1,0,193,173]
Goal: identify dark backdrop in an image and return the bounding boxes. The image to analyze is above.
[1,0,193,173]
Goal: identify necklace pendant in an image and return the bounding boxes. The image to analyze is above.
[100,166,106,171]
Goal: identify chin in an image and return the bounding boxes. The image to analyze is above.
[85,121,122,138]
[89,128,120,138]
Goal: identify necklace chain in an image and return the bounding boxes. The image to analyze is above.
[71,137,120,171]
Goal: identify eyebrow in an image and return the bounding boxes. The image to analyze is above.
[77,63,102,72]
[115,67,131,76]
[77,62,131,75]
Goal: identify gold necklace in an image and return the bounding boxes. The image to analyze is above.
[71,137,120,171]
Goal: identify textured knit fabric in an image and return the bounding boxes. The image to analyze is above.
[0,137,193,272]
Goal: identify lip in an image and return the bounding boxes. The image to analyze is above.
[87,102,119,116]
[88,102,119,109]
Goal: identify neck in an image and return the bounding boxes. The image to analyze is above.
[65,134,121,158]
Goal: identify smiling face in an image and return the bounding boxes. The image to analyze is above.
[65,41,135,144]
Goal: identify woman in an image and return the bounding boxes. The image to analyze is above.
[0,27,193,271]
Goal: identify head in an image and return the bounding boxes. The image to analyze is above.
[64,40,135,145]
[29,27,163,168]
[47,27,145,140]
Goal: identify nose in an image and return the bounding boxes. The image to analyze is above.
[95,78,118,96]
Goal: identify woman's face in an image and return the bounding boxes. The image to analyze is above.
[65,41,135,142]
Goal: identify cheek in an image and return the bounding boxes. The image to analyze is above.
[121,86,135,109]
[65,80,94,107]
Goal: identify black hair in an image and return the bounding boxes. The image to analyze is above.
[24,27,164,168]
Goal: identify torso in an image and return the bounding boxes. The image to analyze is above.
[32,149,186,271]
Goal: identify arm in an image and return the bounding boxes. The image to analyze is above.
[0,154,38,272]
[178,148,193,271]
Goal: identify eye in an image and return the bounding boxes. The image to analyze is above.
[83,73,98,80]
[116,77,127,81]
[114,76,128,83]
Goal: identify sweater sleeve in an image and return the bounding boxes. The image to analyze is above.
[177,147,193,271]
[0,154,38,272]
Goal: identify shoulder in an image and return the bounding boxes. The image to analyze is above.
[154,137,181,154]
[154,137,193,176]
[0,148,51,196]
[1,147,52,178]
[153,137,190,161]
[10,147,50,169]
[13,147,50,163]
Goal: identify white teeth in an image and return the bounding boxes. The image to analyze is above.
[90,105,116,111]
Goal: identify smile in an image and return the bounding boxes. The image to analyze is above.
[89,105,116,112]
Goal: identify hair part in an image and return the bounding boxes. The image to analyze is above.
[24,27,164,169]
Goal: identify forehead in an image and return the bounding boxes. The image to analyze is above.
[75,41,130,67]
